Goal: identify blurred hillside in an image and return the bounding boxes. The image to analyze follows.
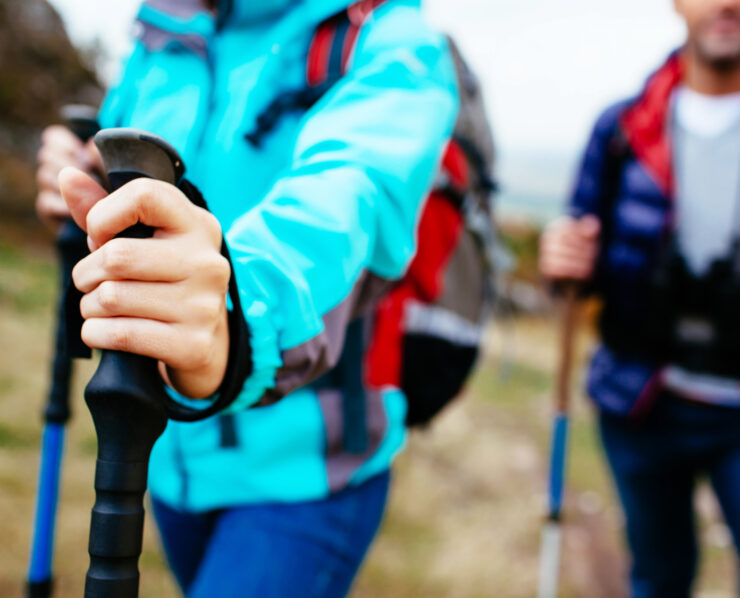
[0,0,101,222]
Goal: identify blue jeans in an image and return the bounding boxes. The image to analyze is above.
[151,471,390,598]
[599,394,740,598]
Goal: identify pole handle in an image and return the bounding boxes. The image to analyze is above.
[60,105,100,142]
[83,129,184,598]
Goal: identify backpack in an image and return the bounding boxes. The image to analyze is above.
[248,0,499,428]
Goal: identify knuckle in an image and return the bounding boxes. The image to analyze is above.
[79,294,91,319]
[128,177,153,197]
[204,295,224,323]
[128,180,153,214]
[188,332,213,368]
[125,179,154,214]
[98,281,119,312]
[199,252,230,289]
[102,240,133,275]
[85,209,98,237]
[211,265,231,296]
[213,255,231,286]
[79,320,94,348]
[71,263,83,291]
[122,176,143,192]
[108,325,133,352]
[202,211,223,245]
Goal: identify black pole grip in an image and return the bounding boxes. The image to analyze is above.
[45,221,88,425]
[83,129,184,598]
[44,107,100,425]
[60,105,100,143]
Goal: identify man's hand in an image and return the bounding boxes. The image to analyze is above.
[36,125,103,227]
[59,167,231,399]
[539,215,601,281]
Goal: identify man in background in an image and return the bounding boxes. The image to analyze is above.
[540,0,740,595]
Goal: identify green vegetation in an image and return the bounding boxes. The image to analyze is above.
[0,241,57,312]
[500,223,542,283]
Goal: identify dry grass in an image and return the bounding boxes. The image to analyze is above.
[0,235,737,597]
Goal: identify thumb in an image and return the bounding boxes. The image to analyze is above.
[578,214,601,238]
[59,167,107,233]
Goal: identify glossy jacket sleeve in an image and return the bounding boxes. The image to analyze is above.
[224,2,459,410]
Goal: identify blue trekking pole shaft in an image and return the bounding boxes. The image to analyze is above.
[537,285,578,598]
[26,106,99,598]
[83,129,184,598]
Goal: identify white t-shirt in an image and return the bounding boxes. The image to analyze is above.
[663,85,740,405]
[672,85,740,275]
[674,85,740,138]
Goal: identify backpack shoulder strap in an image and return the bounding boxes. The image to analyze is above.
[600,119,630,230]
[307,0,387,85]
[605,124,629,191]
[246,0,388,147]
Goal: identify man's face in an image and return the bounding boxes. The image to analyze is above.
[675,0,740,70]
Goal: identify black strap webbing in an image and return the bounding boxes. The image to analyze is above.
[245,6,359,147]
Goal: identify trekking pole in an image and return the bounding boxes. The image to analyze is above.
[26,106,99,598]
[537,284,579,598]
[82,129,184,598]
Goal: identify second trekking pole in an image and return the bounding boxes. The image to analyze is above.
[26,105,99,598]
[537,285,579,598]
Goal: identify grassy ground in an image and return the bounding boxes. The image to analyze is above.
[0,231,737,597]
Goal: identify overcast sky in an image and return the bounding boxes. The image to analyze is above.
[48,0,686,217]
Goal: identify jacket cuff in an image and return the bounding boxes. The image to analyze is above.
[222,297,282,413]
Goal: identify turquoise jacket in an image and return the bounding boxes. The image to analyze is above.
[99,0,458,511]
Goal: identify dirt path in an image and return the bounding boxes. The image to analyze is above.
[353,386,628,598]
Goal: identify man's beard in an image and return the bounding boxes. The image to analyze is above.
[695,40,740,73]
[694,13,740,73]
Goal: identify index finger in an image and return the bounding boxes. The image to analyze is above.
[85,178,193,247]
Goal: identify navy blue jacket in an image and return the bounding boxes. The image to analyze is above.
[569,52,685,416]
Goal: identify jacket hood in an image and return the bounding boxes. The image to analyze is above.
[140,0,359,29]
[223,0,358,26]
